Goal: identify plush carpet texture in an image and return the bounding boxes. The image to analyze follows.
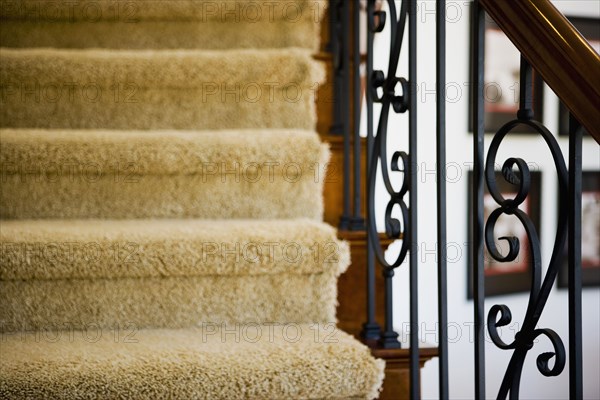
[0,129,329,219]
[0,219,348,331]
[0,0,326,50]
[0,0,326,21]
[1,174,327,219]
[0,0,386,397]
[0,19,322,50]
[0,129,325,175]
[0,271,342,332]
[0,325,384,400]
[0,219,348,280]
[0,48,324,130]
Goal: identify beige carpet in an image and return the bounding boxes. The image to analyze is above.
[0,0,326,50]
[1,129,329,219]
[0,219,347,280]
[0,219,349,331]
[0,48,323,130]
[0,324,384,400]
[0,0,385,398]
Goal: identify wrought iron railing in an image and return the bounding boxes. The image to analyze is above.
[329,0,599,398]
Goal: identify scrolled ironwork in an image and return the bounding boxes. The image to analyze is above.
[362,0,415,353]
[364,0,417,356]
[484,118,569,399]
[366,0,411,273]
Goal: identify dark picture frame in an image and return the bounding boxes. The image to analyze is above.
[558,16,600,136]
[468,170,542,298]
[469,12,544,134]
[558,171,600,288]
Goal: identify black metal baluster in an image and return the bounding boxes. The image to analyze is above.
[436,0,449,398]
[483,56,568,400]
[408,0,419,398]
[339,0,351,230]
[471,1,486,398]
[381,269,401,348]
[330,0,343,135]
[361,0,382,341]
[568,114,583,399]
[517,56,533,121]
[366,0,408,352]
[351,0,365,230]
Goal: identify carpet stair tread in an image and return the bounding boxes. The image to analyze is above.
[0,129,329,219]
[0,324,384,400]
[0,218,348,281]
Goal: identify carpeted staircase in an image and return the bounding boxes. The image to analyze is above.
[0,1,385,398]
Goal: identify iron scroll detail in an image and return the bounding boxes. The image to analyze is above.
[366,0,411,272]
[484,119,568,399]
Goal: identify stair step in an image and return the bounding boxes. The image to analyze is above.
[0,128,329,219]
[0,48,323,130]
[0,324,384,399]
[0,0,325,50]
[0,219,349,332]
[0,218,347,280]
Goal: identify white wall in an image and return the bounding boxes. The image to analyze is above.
[369,1,600,398]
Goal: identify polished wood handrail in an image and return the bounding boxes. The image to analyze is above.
[480,0,600,143]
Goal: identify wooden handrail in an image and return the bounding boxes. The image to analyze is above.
[480,0,600,143]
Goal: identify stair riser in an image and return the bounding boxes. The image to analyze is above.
[0,274,338,332]
[0,0,326,22]
[0,87,317,130]
[0,47,324,130]
[1,171,324,219]
[1,235,347,281]
[0,20,320,50]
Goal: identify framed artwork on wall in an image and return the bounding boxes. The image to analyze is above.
[558,171,600,288]
[468,170,542,298]
[557,16,600,137]
[469,12,544,134]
